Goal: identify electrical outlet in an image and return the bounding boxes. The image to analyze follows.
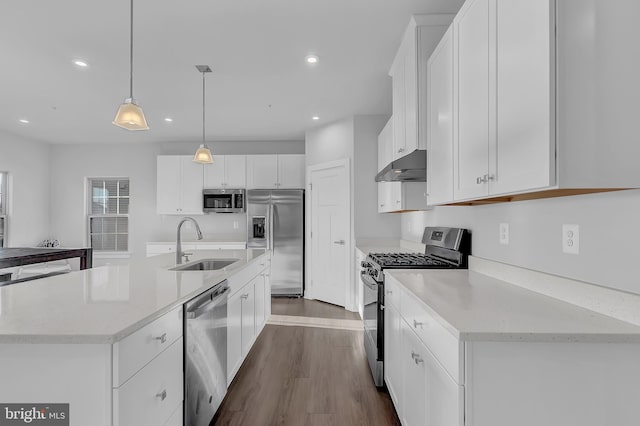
[499,223,509,245]
[233,221,239,230]
[562,224,579,254]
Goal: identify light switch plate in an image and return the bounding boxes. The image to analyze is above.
[499,223,509,245]
[562,224,579,254]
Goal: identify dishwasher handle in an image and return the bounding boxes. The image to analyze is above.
[186,284,230,320]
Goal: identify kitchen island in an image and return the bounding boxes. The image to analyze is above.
[0,249,271,426]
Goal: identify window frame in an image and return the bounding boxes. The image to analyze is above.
[86,177,130,253]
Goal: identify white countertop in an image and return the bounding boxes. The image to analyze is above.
[386,269,640,343]
[0,249,267,344]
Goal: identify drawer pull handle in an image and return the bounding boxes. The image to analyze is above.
[241,293,249,299]
[413,320,424,329]
[411,351,424,364]
[156,389,167,401]
[155,333,167,344]
[386,290,393,295]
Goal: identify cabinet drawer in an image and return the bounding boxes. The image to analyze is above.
[385,274,403,309]
[226,256,266,297]
[113,337,183,426]
[113,305,183,387]
[401,291,462,384]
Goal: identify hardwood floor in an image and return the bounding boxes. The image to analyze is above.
[271,298,361,320]
[214,324,399,425]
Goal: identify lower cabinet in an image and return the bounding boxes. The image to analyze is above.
[384,301,402,409]
[227,257,271,384]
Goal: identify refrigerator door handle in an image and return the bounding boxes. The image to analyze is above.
[269,204,275,253]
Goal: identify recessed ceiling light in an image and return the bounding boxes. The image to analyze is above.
[73,59,89,68]
[19,119,29,124]
[164,117,173,122]
[305,54,319,64]
[312,116,320,120]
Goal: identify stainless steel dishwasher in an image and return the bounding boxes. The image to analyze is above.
[184,280,229,426]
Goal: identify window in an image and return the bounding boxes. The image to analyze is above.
[88,178,129,252]
[0,172,6,248]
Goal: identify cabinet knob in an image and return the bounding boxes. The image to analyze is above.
[156,389,167,401]
[333,240,345,245]
[386,290,393,295]
[155,333,167,344]
[413,320,424,329]
[380,204,384,207]
[411,351,424,365]
[241,293,249,299]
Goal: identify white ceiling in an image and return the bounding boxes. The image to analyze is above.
[0,0,463,144]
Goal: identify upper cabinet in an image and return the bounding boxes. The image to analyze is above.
[389,15,454,162]
[426,0,640,205]
[157,156,203,215]
[426,26,455,206]
[203,155,246,188]
[246,154,305,189]
[378,117,394,171]
[452,0,553,201]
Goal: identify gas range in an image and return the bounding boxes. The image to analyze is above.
[361,227,471,282]
[361,227,470,387]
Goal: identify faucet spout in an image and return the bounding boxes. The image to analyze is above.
[176,217,204,264]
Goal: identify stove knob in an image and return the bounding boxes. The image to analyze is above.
[360,261,371,268]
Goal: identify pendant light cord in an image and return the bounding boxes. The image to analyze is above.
[202,71,206,144]
[129,0,134,99]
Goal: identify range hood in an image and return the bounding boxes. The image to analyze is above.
[375,149,426,182]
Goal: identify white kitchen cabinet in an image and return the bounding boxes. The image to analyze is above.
[246,154,305,189]
[384,288,402,413]
[254,274,266,333]
[378,181,427,213]
[389,15,454,162]
[426,26,454,206]
[227,289,243,384]
[240,284,256,356]
[157,155,204,215]
[400,319,428,426]
[203,155,246,188]
[452,0,553,201]
[377,117,394,171]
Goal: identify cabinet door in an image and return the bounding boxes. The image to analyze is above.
[453,0,491,200]
[391,53,407,160]
[389,182,403,211]
[263,267,271,319]
[377,183,390,213]
[424,345,464,426]
[203,155,226,188]
[427,26,455,205]
[384,304,403,414]
[378,118,394,171]
[490,0,553,195]
[401,319,427,426]
[179,156,204,214]
[254,274,266,332]
[246,155,278,189]
[225,155,247,187]
[277,154,305,188]
[156,156,181,214]
[227,291,243,384]
[240,284,256,356]
[404,32,418,155]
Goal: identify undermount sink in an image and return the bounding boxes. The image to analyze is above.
[170,258,239,271]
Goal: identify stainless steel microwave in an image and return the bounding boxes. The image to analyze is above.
[203,189,245,213]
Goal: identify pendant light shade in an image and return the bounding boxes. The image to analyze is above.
[193,65,214,164]
[193,144,213,164]
[113,0,149,131]
[113,98,149,130]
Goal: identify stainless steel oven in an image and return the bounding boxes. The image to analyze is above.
[361,271,384,386]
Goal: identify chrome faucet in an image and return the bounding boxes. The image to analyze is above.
[176,217,203,264]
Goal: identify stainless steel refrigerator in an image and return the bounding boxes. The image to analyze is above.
[246,189,304,296]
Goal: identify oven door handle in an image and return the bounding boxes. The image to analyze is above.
[360,272,380,291]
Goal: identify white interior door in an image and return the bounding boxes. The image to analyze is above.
[309,160,349,307]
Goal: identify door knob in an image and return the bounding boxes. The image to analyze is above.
[333,240,345,245]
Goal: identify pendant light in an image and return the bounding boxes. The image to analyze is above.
[193,65,213,164]
[112,0,149,130]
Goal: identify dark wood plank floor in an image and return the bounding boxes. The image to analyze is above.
[214,325,399,426]
[271,298,361,320]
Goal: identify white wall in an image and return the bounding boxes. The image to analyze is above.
[401,189,640,295]
[0,130,51,246]
[49,140,304,259]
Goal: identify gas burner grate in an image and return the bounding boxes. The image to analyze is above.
[368,252,454,268]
